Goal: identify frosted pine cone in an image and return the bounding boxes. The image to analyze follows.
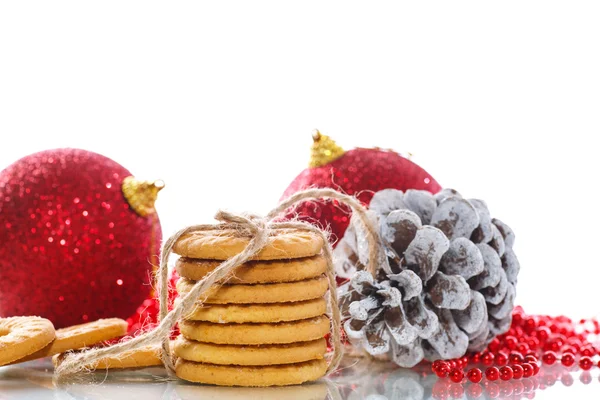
[336,188,519,367]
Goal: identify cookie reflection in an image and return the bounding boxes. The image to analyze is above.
[172,381,328,400]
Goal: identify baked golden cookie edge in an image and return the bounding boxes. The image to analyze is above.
[175,358,328,387]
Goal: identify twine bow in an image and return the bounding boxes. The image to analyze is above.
[54,188,383,378]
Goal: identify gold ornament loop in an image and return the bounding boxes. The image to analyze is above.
[122,176,164,217]
[309,130,345,168]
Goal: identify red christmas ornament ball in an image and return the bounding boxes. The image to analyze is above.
[281,133,441,244]
[127,269,180,336]
[0,148,162,328]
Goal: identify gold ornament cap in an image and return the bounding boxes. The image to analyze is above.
[122,176,165,217]
[309,130,345,168]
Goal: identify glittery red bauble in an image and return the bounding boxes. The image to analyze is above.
[281,148,441,244]
[0,149,162,328]
[127,270,180,336]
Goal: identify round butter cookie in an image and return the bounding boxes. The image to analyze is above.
[17,318,128,362]
[176,255,327,284]
[173,336,326,365]
[0,316,55,366]
[172,228,323,260]
[176,276,328,304]
[175,358,328,387]
[53,344,162,370]
[179,298,327,323]
[179,316,330,345]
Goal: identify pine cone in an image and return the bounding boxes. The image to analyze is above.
[336,188,519,367]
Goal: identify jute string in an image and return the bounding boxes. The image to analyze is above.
[54,188,382,378]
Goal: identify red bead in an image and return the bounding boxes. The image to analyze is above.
[517,343,530,353]
[522,363,534,378]
[545,339,561,352]
[505,336,518,350]
[579,356,593,371]
[524,317,537,332]
[482,352,495,366]
[499,366,513,381]
[527,337,540,350]
[488,338,501,352]
[449,368,464,383]
[537,327,551,342]
[435,368,449,378]
[531,362,540,376]
[471,353,482,363]
[512,364,524,379]
[486,367,500,381]
[495,351,508,366]
[542,351,557,365]
[581,346,595,357]
[432,360,447,373]
[467,368,483,383]
[561,353,575,367]
[524,355,538,364]
[509,352,524,364]
[513,313,523,326]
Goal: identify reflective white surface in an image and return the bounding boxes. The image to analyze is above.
[1,356,599,400]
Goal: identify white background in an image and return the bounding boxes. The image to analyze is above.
[1,1,599,322]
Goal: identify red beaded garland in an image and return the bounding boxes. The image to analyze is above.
[430,305,600,390]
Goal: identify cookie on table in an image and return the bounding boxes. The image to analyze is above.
[53,344,163,370]
[0,316,55,366]
[17,318,128,363]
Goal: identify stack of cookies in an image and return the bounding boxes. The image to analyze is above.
[171,228,331,387]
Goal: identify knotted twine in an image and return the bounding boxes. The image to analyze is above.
[54,188,383,378]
